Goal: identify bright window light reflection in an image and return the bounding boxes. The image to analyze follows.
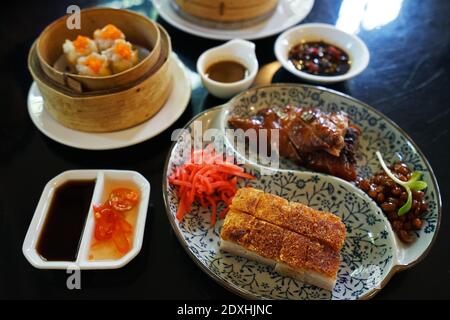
[335,0,366,34]
[336,0,403,34]
[97,0,145,9]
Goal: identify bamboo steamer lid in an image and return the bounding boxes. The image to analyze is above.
[37,8,161,93]
[28,25,173,133]
[173,0,278,22]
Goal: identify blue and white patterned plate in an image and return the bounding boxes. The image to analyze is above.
[163,84,441,300]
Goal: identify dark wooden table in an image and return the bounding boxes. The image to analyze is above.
[1,0,449,299]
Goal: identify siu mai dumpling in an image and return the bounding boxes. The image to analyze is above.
[76,52,112,77]
[93,24,125,51]
[63,35,98,66]
[103,39,139,74]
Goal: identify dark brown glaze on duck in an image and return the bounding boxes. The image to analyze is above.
[228,105,360,181]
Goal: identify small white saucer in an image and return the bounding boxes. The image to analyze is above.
[152,0,315,40]
[27,53,191,150]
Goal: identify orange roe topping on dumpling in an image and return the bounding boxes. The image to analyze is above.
[73,35,90,52]
[114,42,132,59]
[84,55,103,74]
[100,24,123,40]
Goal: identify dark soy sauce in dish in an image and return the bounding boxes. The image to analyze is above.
[36,180,96,261]
[289,41,351,76]
[205,61,249,83]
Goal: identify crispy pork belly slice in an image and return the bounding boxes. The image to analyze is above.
[245,190,318,239]
[220,240,277,267]
[229,187,263,214]
[279,231,309,269]
[220,209,341,291]
[254,193,289,224]
[220,209,283,267]
[232,187,346,251]
[288,202,346,251]
[282,202,317,239]
[304,241,340,290]
[220,210,275,266]
[247,218,284,261]
[220,209,255,246]
[276,231,339,291]
[275,231,309,282]
[313,210,347,252]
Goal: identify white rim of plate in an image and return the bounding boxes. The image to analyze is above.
[27,53,191,151]
[152,0,315,40]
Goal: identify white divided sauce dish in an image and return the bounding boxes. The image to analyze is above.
[22,170,150,270]
[197,39,258,99]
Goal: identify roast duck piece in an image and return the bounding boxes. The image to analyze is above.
[228,105,361,181]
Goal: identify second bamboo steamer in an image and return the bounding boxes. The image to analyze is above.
[173,0,279,23]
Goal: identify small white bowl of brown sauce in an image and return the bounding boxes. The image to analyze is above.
[197,39,258,99]
[275,23,369,83]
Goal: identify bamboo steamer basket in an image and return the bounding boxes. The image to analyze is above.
[37,8,161,93]
[28,25,173,133]
[173,0,278,22]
